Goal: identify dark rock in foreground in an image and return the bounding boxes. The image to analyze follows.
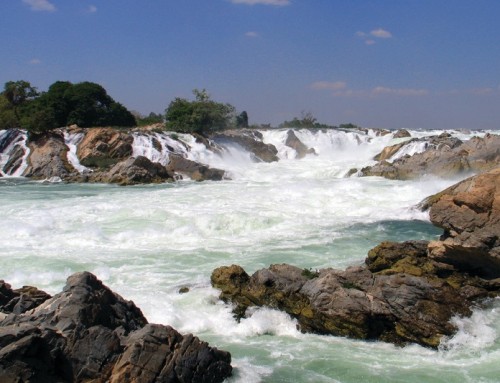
[0,272,232,383]
[211,168,500,348]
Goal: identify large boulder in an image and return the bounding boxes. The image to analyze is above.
[212,170,500,348]
[285,130,316,159]
[422,167,500,278]
[77,127,134,169]
[212,130,279,162]
[166,154,226,181]
[211,251,496,348]
[97,155,174,185]
[0,272,232,383]
[362,133,499,179]
[22,131,74,179]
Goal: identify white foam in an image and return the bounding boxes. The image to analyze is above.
[64,131,90,173]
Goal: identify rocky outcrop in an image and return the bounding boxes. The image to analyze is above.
[166,154,226,181]
[422,167,500,278]
[0,272,232,383]
[393,129,411,138]
[285,130,316,159]
[211,169,500,348]
[361,133,499,180]
[22,131,74,179]
[85,156,175,185]
[212,130,279,162]
[77,127,134,169]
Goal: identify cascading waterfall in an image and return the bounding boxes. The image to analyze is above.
[64,131,90,173]
[0,129,30,177]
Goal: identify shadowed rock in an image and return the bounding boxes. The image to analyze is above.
[0,272,232,383]
[285,130,316,159]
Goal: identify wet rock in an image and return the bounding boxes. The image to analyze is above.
[285,130,316,159]
[77,127,134,169]
[212,171,500,348]
[393,129,411,138]
[23,131,74,179]
[167,154,226,181]
[100,155,174,185]
[212,130,279,162]
[362,133,499,180]
[2,144,26,175]
[0,272,232,383]
[423,167,500,278]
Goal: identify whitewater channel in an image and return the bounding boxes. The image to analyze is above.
[0,128,498,382]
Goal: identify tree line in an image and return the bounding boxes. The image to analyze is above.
[1,80,357,136]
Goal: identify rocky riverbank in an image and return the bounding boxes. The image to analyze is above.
[0,272,232,382]
[1,127,499,184]
[358,133,500,179]
[211,168,500,348]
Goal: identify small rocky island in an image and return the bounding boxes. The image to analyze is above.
[211,168,500,348]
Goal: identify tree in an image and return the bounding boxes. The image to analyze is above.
[165,89,236,134]
[236,111,249,128]
[2,81,38,119]
[63,82,135,127]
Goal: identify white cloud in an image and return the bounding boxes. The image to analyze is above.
[230,0,290,6]
[29,58,41,65]
[245,31,259,38]
[310,81,347,91]
[370,28,392,38]
[22,0,56,12]
[88,5,97,13]
[314,82,428,97]
[371,86,428,96]
[365,39,376,45]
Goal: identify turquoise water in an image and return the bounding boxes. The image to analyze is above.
[0,128,498,382]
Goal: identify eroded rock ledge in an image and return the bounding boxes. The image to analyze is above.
[211,168,500,348]
[0,272,232,383]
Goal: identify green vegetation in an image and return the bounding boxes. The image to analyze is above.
[301,268,320,279]
[279,111,334,130]
[0,80,135,134]
[1,79,364,135]
[165,89,236,134]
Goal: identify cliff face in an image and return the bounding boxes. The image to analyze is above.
[211,168,500,348]
[0,272,232,383]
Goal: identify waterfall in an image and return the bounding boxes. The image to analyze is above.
[0,129,30,177]
[64,131,90,173]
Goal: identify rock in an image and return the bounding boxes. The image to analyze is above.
[0,284,52,315]
[362,134,499,180]
[211,171,500,348]
[285,130,316,159]
[2,144,26,175]
[393,129,411,138]
[167,154,226,181]
[22,131,74,179]
[0,272,232,382]
[77,127,134,169]
[422,167,500,278]
[212,130,279,162]
[373,142,406,161]
[101,155,174,185]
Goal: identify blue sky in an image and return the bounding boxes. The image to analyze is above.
[1,0,499,129]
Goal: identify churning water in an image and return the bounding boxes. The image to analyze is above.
[0,128,498,382]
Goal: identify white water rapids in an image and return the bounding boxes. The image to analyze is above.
[0,128,499,382]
